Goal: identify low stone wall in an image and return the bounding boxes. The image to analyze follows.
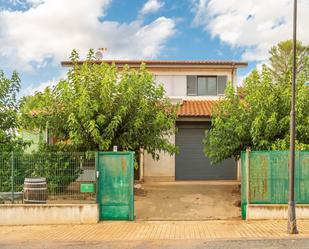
[247,204,309,220]
[0,204,98,225]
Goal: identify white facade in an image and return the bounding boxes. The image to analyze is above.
[142,67,239,181]
[143,134,175,182]
[153,69,236,99]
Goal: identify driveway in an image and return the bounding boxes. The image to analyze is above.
[134,181,241,220]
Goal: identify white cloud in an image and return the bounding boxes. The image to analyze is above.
[21,70,67,96]
[23,79,56,96]
[192,0,309,62]
[0,0,175,71]
[141,0,164,15]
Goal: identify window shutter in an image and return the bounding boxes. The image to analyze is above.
[187,76,197,96]
[217,76,227,95]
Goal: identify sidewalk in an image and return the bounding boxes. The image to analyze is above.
[1,220,309,241]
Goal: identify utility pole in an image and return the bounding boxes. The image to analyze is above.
[287,0,298,235]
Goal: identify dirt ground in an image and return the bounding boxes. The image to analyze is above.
[134,181,241,220]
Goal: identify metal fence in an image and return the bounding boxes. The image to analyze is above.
[0,152,96,204]
[241,150,309,219]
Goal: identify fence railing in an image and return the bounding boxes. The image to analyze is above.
[241,150,309,219]
[0,152,96,204]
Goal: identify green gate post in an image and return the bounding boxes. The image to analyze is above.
[95,151,99,205]
[241,148,250,220]
[246,147,251,210]
[11,152,14,204]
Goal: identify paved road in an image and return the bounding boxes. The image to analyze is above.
[1,239,309,249]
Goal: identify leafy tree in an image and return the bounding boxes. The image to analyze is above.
[21,50,178,159]
[0,69,25,151]
[269,40,309,81]
[204,41,309,164]
[20,87,69,144]
[0,69,27,194]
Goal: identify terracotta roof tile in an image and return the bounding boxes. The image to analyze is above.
[177,100,218,117]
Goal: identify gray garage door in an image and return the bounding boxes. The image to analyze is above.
[175,126,237,180]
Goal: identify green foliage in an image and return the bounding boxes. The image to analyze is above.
[20,50,178,159]
[0,151,92,193]
[0,69,26,151]
[20,87,69,143]
[204,40,309,164]
[269,40,309,81]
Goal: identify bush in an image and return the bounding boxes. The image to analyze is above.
[0,151,94,194]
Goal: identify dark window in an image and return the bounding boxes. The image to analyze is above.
[187,75,228,96]
[217,76,227,95]
[187,76,197,95]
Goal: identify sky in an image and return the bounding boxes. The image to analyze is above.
[0,0,308,96]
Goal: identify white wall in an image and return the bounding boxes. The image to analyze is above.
[246,204,309,220]
[143,134,175,181]
[0,204,98,225]
[155,75,187,96]
[154,69,235,97]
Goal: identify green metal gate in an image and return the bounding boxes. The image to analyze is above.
[241,150,309,220]
[96,151,134,221]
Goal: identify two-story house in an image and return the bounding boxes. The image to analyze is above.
[61,59,248,182]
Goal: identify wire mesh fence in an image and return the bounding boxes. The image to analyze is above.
[0,152,96,204]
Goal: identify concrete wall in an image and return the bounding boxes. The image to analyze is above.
[143,134,175,182]
[0,204,98,225]
[21,130,42,153]
[246,204,309,220]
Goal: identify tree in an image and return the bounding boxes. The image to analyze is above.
[204,41,309,164]
[20,87,69,144]
[269,40,309,81]
[0,69,25,151]
[20,50,178,159]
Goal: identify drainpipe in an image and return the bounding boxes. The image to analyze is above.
[231,63,235,89]
[237,159,241,181]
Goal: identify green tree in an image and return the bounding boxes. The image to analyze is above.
[21,50,178,159]
[204,41,309,164]
[269,40,309,81]
[0,69,25,151]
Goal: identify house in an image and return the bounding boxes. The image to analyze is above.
[61,59,248,181]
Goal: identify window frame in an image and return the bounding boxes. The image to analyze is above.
[187,75,228,96]
[197,76,218,96]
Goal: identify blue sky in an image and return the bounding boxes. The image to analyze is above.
[0,0,308,95]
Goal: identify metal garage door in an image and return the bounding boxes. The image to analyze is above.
[175,126,237,180]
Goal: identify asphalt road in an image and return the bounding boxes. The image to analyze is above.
[1,239,309,249]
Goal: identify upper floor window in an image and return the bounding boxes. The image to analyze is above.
[187,75,228,96]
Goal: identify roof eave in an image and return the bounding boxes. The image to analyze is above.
[61,60,248,68]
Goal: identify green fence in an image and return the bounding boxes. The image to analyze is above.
[0,152,96,204]
[241,150,309,219]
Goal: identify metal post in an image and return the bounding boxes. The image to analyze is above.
[287,0,298,234]
[11,152,14,204]
[245,148,251,211]
[139,148,144,182]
